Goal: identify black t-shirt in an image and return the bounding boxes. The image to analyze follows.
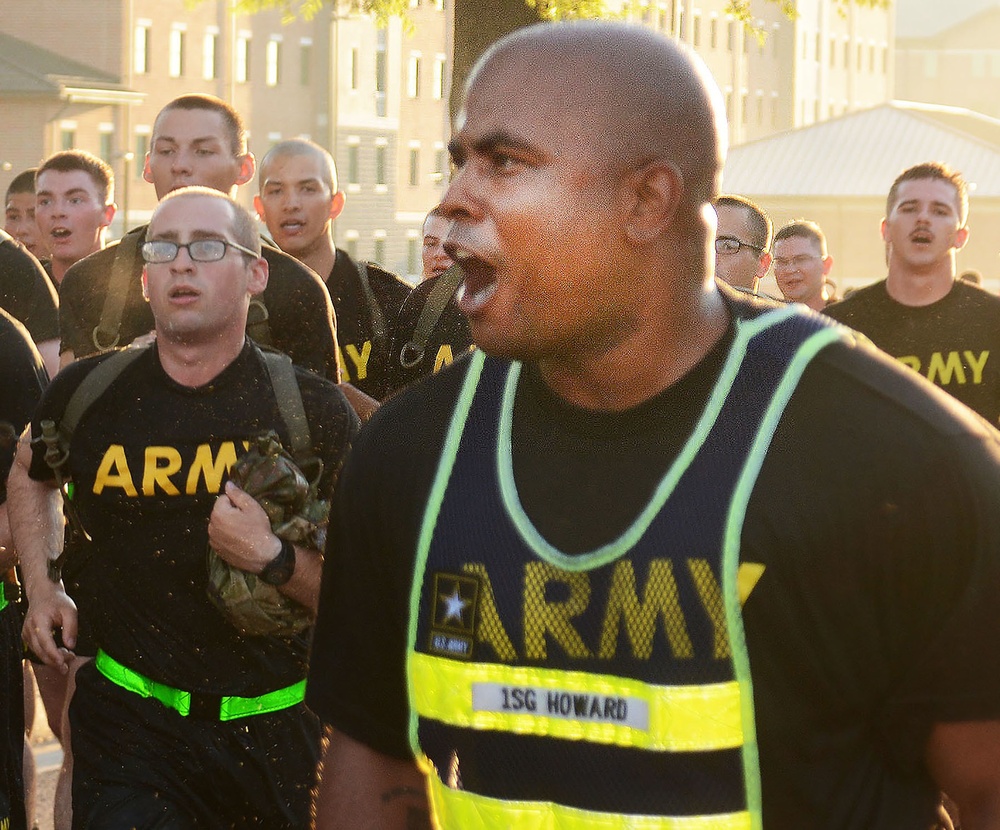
[0,235,59,346]
[385,273,473,396]
[0,309,47,504]
[308,295,1000,828]
[59,226,340,380]
[825,278,1000,427]
[28,341,358,694]
[325,250,411,400]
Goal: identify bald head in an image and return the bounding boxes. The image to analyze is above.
[466,22,727,209]
[259,138,338,193]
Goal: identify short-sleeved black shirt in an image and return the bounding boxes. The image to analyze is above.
[309,294,1000,828]
[385,273,472,396]
[825,278,1000,427]
[0,234,59,346]
[29,341,358,694]
[324,250,411,399]
[59,226,340,380]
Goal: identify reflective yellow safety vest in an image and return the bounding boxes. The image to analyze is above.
[406,306,843,829]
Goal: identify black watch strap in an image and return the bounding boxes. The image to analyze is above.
[259,538,296,587]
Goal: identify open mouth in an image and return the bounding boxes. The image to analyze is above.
[450,248,498,313]
[50,228,71,240]
[168,285,200,301]
[910,231,933,244]
[280,220,306,233]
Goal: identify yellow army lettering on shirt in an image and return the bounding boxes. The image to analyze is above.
[337,339,373,383]
[458,559,765,663]
[896,350,989,386]
[92,440,252,496]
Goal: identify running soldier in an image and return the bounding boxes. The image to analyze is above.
[10,187,357,828]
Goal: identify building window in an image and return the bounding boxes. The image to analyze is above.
[344,232,359,260]
[266,37,282,86]
[830,37,836,68]
[844,40,850,69]
[710,19,718,49]
[408,52,422,98]
[375,31,388,116]
[756,94,764,124]
[350,47,360,90]
[169,26,186,78]
[375,144,387,186]
[409,147,420,186]
[869,44,876,72]
[99,131,113,162]
[727,20,735,51]
[433,55,446,100]
[433,146,446,182]
[236,33,251,83]
[407,235,420,276]
[203,31,219,80]
[60,128,76,151]
[134,23,151,74]
[815,33,822,64]
[347,143,360,185]
[300,39,312,85]
[373,235,386,265]
[693,15,701,47]
[135,131,150,175]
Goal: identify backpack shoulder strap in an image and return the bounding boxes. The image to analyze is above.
[356,260,388,355]
[58,346,149,451]
[92,229,143,353]
[260,350,311,457]
[399,264,464,369]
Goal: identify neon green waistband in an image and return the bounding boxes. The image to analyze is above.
[95,649,305,722]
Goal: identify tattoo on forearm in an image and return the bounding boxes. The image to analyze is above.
[380,786,424,804]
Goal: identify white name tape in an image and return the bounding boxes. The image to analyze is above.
[471,683,650,730]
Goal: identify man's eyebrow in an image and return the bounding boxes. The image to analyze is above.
[449,130,535,160]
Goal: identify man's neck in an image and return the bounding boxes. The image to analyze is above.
[885,263,955,307]
[299,235,337,282]
[539,280,729,412]
[155,333,246,388]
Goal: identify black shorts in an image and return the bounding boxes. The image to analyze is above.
[0,600,26,830]
[69,662,320,830]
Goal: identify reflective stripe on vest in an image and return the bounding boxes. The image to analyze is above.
[426,774,754,830]
[411,651,742,752]
[407,306,845,829]
[0,582,7,613]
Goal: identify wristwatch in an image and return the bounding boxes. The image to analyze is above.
[259,538,296,587]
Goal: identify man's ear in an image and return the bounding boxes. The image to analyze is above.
[141,268,149,302]
[247,256,269,297]
[954,226,970,251]
[329,190,346,222]
[756,251,772,279]
[822,255,834,276]
[623,160,682,245]
[101,204,117,229]
[252,194,266,221]
[142,153,154,184]
[879,217,889,242]
[236,153,256,187]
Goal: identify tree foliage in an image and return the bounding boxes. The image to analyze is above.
[224,0,890,27]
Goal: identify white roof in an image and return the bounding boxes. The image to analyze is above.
[721,101,1000,198]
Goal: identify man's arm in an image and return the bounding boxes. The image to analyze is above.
[208,481,323,611]
[314,727,429,830]
[36,337,59,379]
[7,432,77,670]
[927,720,1000,830]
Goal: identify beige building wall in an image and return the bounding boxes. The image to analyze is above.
[896,7,1000,121]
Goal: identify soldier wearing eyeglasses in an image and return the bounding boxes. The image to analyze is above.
[712,194,773,295]
[772,220,836,311]
[9,186,358,828]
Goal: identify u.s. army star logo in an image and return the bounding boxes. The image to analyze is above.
[428,572,479,659]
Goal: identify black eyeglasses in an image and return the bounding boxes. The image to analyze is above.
[141,238,258,264]
[715,236,763,256]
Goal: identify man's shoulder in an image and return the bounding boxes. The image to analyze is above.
[822,280,887,320]
[952,279,1000,312]
[808,335,995,441]
[62,228,146,297]
[335,248,412,297]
